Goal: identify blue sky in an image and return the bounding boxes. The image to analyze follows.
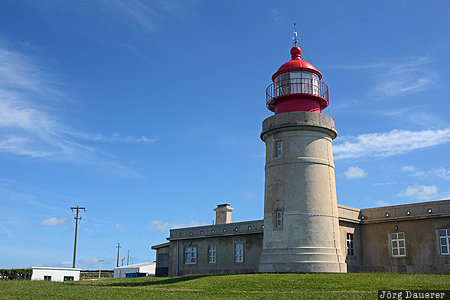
[1,0,449,270]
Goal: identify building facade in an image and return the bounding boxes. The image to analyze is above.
[152,201,450,275]
[113,262,156,278]
[31,267,81,282]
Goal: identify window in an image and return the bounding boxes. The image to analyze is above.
[274,71,319,96]
[276,141,283,158]
[208,245,217,263]
[275,210,283,228]
[63,276,74,281]
[390,232,406,257]
[439,229,450,255]
[44,275,51,281]
[184,246,197,264]
[274,72,289,97]
[346,233,354,256]
[234,243,244,263]
[311,73,320,96]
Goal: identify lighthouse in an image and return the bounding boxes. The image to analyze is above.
[258,37,347,273]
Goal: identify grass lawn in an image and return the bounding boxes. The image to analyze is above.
[0,273,449,299]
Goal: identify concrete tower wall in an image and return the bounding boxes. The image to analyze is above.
[258,111,346,273]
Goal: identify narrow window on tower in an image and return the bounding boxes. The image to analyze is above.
[275,210,283,228]
[346,233,354,256]
[276,141,283,158]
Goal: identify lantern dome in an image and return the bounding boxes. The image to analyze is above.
[271,46,322,82]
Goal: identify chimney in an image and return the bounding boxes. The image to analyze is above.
[214,204,234,225]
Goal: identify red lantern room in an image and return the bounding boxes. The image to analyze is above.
[266,45,329,114]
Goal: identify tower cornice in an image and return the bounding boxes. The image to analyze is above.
[261,111,337,141]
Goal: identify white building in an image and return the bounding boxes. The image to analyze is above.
[113,262,155,278]
[31,267,80,282]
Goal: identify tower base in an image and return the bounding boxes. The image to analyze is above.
[258,247,347,273]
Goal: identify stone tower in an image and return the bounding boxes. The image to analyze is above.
[258,44,346,273]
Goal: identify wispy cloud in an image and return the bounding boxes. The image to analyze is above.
[374,57,436,98]
[401,165,416,172]
[270,9,281,24]
[71,132,156,144]
[100,0,162,32]
[406,166,450,181]
[375,200,391,206]
[327,56,436,98]
[435,167,450,180]
[115,223,129,232]
[0,43,153,177]
[98,0,192,33]
[40,217,70,227]
[43,256,105,269]
[334,128,450,160]
[327,62,385,70]
[344,166,367,179]
[150,220,208,232]
[397,185,438,200]
[0,178,71,214]
[374,181,401,186]
[244,192,256,199]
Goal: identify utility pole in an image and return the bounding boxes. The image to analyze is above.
[70,205,86,268]
[98,259,104,280]
[121,256,125,266]
[116,243,121,267]
[127,250,130,266]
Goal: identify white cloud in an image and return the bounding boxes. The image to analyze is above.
[150,220,208,232]
[374,56,436,98]
[401,165,416,172]
[397,185,438,200]
[40,217,70,226]
[344,166,367,179]
[334,128,450,160]
[435,167,450,180]
[328,56,436,98]
[93,0,192,33]
[115,223,128,232]
[0,43,153,177]
[93,134,156,143]
[244,192,256,198]
[374,181,400,186]
[405,166,450,180]
[44,257,104,269]
[375,200,391,206]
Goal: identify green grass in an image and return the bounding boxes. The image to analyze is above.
[0,273,449,299]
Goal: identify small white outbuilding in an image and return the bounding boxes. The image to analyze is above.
[114,262,155,278]
[31,267,81,282]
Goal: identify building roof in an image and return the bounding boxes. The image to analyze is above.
[114,262,155,269]
[168,220,263,241]
[360,199,450,223]
[32,267,81,271]
[151,242,169,250]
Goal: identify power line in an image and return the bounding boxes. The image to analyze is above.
[81,213,110,256]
